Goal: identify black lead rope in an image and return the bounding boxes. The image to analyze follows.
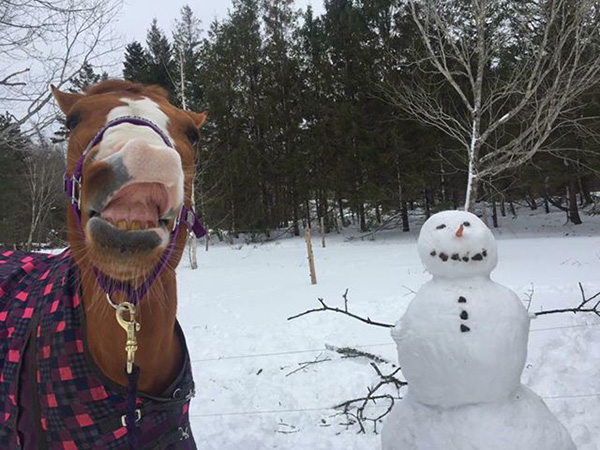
[125,365,140,449]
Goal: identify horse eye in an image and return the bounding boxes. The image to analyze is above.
[186,127,199,145]
[436,224,446,230]
[65,113,80,131]
[463,221,471,227]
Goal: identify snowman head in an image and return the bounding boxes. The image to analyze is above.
[418,210,497,278]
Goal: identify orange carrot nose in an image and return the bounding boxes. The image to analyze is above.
[455,224,464,237]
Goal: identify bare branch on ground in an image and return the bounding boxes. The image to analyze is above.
[287,289,394,329]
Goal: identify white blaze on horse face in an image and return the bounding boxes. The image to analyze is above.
[417,211,498,278]
[96,97,184,212]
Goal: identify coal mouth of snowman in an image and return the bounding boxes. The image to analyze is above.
[429,249,488,262]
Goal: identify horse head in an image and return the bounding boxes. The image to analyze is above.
[51,80,206,282]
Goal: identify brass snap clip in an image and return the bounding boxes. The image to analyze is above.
[115,302,141,374]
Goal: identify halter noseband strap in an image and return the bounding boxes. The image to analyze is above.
[64,115,206,305]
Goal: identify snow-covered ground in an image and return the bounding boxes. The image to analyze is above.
[177,208,600,450]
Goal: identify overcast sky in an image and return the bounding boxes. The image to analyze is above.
[116,0,325,44]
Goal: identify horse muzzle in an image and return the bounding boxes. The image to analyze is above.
[82,138,185,255]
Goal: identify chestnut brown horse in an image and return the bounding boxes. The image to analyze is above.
[0,80,206,449]
[54,80,206,393]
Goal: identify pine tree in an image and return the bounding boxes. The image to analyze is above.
[146,19,176,96]
[123,41,152,84]
[70,61,106,93]
[196,0,269,233]
[173,5,204,111]
[262,0,303,230]
[53,62,107,143]
[0,114,28,246]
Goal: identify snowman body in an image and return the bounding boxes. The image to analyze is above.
[396,277,529,407]
[382,386,576,450]
[381,211,575,450]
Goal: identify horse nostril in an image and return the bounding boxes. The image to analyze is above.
[89,210,99,218]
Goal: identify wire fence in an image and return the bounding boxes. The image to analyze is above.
[187,321,600,420]
[189,393,600,419]
[189,322,600,364]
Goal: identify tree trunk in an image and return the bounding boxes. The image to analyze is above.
[305,199,311,226]
[292,199,300,237]
[527,190,538,210]
[398,177,409,232]
[401,201,409,232]
[465,173,479,212]
[500,196,506,217]
[452,190,459,210]
[333,209,340,233]
[567,180,582,225]
[359,203,366,232]
[337,196,346,228]
[579,177,593,206]
[321,196,330,231]
[544,197,550,214]
[26,202,38,253]
[480,201,489,227]
[424,190,431,218]
[492,198,498,228]
[439,158,446,202]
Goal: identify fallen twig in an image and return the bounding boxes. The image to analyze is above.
[285,354,332,377]
[334,362,406,434]
[287,289,394,328]
[535,283,600,318]
[325,344,390,364]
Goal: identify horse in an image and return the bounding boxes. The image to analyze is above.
[0,79,207,449]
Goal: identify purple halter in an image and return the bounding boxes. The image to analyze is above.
[63,115,206,305]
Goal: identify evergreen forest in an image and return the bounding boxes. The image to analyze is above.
[2,0,600,248]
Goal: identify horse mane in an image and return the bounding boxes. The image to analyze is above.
[84,79,170,100]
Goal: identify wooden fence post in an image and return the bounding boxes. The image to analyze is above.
[304,226,317,285]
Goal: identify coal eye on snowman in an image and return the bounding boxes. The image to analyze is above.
[463,221,471,227]
[436,224,446,230]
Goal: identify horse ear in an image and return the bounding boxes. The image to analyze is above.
[187,111,207,129]
[51,85,83,114]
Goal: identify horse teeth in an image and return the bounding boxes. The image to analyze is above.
[117,220,128,230]
[131,220,141,230]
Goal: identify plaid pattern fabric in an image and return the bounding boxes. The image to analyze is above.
[0,250,197,449]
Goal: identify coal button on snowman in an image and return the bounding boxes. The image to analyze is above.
[381,210,575,450]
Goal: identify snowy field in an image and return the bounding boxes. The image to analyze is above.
[176,208,600,450]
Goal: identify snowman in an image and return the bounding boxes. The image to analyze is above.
[381,210,575,450]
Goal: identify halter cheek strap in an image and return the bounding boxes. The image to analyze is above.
[64,115,206,305]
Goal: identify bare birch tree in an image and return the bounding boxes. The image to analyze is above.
[176,45,200,269]
[383,0,600,211]
[0,0,122,142]
[22,137,65,251]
